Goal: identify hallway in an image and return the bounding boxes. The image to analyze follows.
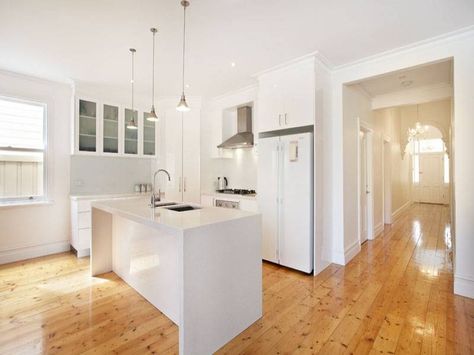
[0,204,472,354]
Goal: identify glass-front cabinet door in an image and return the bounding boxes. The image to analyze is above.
[143,112,156,156]
[124,108,138,154]
[78,99,97,152]
[103,104,119,153]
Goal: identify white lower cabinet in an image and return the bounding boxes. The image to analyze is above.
[70,194,139,257]
[71,199,93,257]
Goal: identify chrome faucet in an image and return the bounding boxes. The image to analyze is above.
[151,169,171,207]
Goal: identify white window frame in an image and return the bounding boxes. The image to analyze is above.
[0,95,48,205]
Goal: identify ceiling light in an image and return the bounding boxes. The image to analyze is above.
[127,48,138,130]
[231,62,236,67]
[148,27,159,122]
[176,0,191,112]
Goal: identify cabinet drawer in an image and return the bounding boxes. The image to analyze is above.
[78,228,91,249]
[77,200,91,212]
[78,212,91,229]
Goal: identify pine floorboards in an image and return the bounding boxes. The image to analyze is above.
[0,203,472,354]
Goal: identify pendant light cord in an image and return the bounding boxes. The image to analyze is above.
[132,50,134,115]
[181,2,187,94]
[152,30,155,105]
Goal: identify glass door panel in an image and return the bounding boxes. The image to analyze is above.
[103,104,118,153]
[124,108,138,154]
[143,112,156,156]
[78,100,96,152]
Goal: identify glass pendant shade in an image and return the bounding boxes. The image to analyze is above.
[126,121,138,130]
[149,28,159,122]
[147,106,159,122]
[176,93,190,112]
[127,48,138,130]
[176,0,190,112]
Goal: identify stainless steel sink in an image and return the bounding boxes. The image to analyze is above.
[153,202,178,208]
[164,205,201,212]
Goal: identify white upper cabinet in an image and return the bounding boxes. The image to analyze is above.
[73,97,158,158]
[257,58,315,132]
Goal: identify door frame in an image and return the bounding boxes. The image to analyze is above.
[358,119,374,243]
[382,136,392,225]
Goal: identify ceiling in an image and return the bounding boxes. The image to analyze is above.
[0,0,473,98]
[358,60,453,97]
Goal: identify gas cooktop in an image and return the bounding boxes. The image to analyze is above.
[216,189,257,196]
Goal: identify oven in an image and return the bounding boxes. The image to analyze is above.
[215,198,240,209]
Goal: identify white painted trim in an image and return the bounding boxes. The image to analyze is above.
[374,222,384,238]
[0,241,70,265]
[392,200,412,222]
[344,240,361,264]
[331,250,345,266]
[332,25,474,72]
[454,274,474,299]
[332,240,362,266]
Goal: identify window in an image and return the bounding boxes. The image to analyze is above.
[0,96,47,203]
[418,138,445,153]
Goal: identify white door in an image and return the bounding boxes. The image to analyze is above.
[279,133,313,273]
[257,136,280,263]
[418,153,444,204]
[281,62,315,129]
[163,109,183,202]
[359,131,368,244]
[182,110,201,203]
[257,72,285,132]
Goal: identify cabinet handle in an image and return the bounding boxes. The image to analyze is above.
[284,113,288,125]
[184,177,187,192]
[278,114,282,126]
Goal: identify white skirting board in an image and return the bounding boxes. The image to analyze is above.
[0,241,70,265]
[392,201,412,222]
[331,240,361,266]
[454,274,474,299]
[344,240,361,264]
[374,222,384,238]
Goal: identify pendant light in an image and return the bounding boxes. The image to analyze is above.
[147,28,159,122]
[127,48,138,130]
[176,0,190,112]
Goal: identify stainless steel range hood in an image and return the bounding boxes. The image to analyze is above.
[217,106,254,149]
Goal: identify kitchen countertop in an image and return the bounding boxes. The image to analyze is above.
[70,192,143,201]
[202,192,258,201]
[91,196,258,231]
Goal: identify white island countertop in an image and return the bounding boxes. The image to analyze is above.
[92,196,257,231]
[91,195,262,355]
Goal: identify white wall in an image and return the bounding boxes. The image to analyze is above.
[200,87,257,194]
[374,107,411,216]
[341,85,373,262]
[330,28,474,298]
[0,70,72,263]
[70,155,152,195]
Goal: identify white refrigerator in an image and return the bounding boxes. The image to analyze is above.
[258,132,314,273]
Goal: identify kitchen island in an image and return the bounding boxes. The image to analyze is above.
[90,197,262,355]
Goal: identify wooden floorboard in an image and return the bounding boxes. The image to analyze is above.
[0,203,472,354]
